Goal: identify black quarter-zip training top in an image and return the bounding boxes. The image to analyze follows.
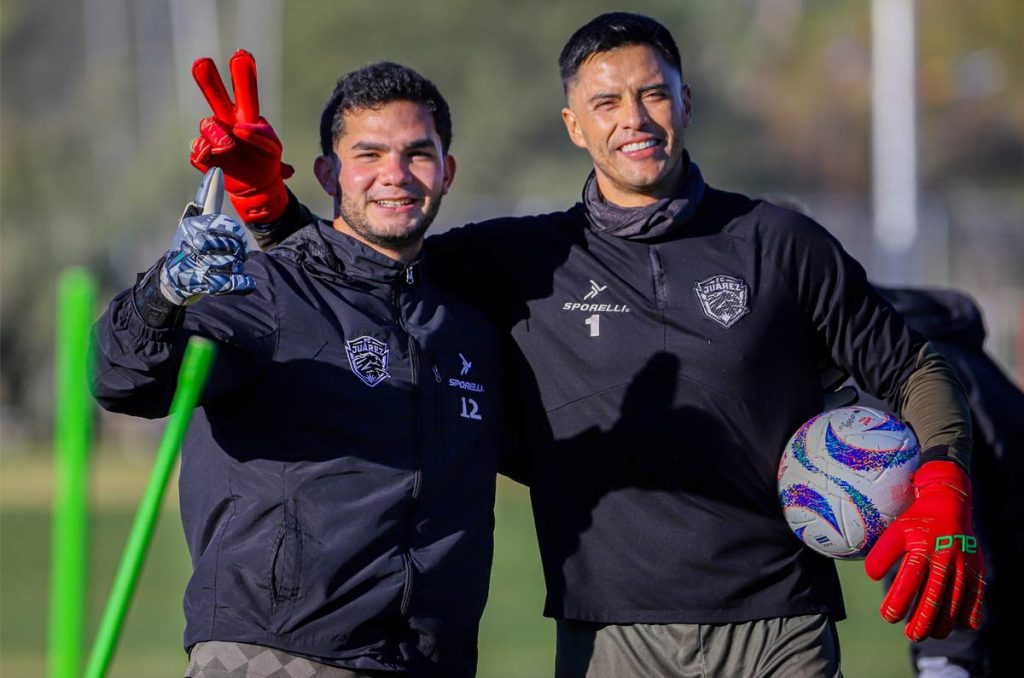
[260,158,968,627]
[424,176,928,625]
[92,221,504,676]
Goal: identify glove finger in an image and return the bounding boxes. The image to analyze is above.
[958,564,984,630]
[198,253,245,271]
[190,136,214,171]
[905,554,952,641]
[181,214,247,241]
[232,121,283,156]
[194,235,247,258]
[280,161,295,179]
[203,213,248,239]
[207,272,256,296]
[229,49,259,124]
[937,557,966,636]
[192,58,236,124]
[928,564,959,640]
[199,117,238,154]
[865,520,907,581]
[880,550,926,624]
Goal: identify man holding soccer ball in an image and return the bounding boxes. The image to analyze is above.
[193,13,983,676]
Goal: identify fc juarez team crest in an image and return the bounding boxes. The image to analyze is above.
[346,336,391,387]
[694,275,750,328]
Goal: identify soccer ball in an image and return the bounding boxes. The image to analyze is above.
[777,406,920,559]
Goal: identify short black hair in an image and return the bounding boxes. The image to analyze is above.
[319,61,452,156]
[558,12,683,94]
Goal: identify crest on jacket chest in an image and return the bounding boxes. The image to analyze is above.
[693,275,751,328]
[345,336,391,387]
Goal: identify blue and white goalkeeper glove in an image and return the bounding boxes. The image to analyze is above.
[158,167,255,305]
[133,168,255,328]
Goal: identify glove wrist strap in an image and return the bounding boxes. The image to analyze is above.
[229,178,289,223]
[133,261,186,329]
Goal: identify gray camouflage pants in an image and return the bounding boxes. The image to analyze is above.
[185,641,399,678]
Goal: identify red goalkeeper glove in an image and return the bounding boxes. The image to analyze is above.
[190,49,294,223]
[864,460,984,641]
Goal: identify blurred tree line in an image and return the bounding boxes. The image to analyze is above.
[2,0,1021,440]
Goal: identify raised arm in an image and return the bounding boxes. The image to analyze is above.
[93,169,273,417]
[189,50,312,248]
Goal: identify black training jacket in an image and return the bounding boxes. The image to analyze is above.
[92,222,504,676]
[425,186,933,625]
[264,180,931,626]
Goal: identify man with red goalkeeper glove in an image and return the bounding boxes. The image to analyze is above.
[192,21,983,676]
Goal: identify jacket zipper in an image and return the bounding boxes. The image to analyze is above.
[395,263,421,617]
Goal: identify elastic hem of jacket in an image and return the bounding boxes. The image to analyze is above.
[182,633,411,673]
[545,601,845,625]
[919,447,968,472]
[132,260,185,329]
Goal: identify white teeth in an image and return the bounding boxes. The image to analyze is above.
[376,199,413,207]
[621,139,658,153]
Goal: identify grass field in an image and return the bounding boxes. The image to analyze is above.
[1,452,912,677]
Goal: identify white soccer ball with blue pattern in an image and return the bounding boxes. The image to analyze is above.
[777,406,920,559]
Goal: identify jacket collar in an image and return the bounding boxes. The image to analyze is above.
[290,220,420,286]
[582,151,706,241]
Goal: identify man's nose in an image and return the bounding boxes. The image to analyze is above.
[378,154,411,184]
[621,97,650,129]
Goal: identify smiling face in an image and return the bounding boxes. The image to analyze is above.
[314,100,455,262]
[562,44,691,208]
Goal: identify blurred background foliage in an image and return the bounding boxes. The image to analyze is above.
[2,0,1022,435]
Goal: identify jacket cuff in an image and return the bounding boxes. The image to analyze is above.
[919,445,969,473]
[246,188,308,251]
[132,260,185,330]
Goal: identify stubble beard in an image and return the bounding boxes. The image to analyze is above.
[338,193,443,252]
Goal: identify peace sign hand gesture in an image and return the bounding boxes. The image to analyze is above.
[190,49,294,223]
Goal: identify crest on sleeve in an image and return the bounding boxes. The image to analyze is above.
[345,336,391,387]
[693,275,751,328]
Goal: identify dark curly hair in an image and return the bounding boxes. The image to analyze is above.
[558,13,682,95]
[319,61,452,156]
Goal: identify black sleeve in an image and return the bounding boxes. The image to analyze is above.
[247,189,321,250]
[771,209,925,406]
[91,256,279,418]
[425,223,511,309]
[426,212,578,329]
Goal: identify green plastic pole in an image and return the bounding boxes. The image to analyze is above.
[83,336,216,678]
[49,268,96,678]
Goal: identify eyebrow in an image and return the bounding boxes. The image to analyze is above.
[588,82,670,104]
[350,139,436,152]
[638,83,670,95]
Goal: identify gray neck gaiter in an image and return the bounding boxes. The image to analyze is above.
[582,153,706,241]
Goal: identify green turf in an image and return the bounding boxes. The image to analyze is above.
[2,465,911,676]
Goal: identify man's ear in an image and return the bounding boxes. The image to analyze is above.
[561,107,587,149]
[441,154,457,195]
[314,155,338,196]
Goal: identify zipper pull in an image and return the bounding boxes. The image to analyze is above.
[406,265,415,285]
